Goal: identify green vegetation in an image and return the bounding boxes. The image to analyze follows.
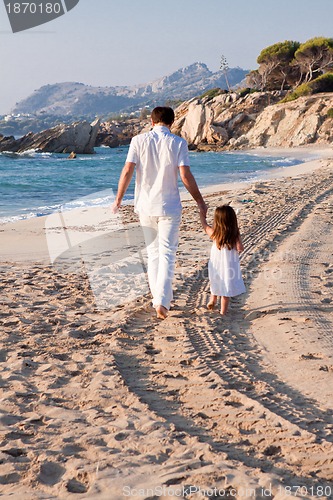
[256,40,300,91]
[281,83,312,102]
[257,40,300,65]
[247,36,333,99]
[281,73,333,102]
[310,72,333,93]
[237,87,258,98]
[164,99,184,108]
[295,37,333,82]
[199,88,225,101]
[327,107,333,118]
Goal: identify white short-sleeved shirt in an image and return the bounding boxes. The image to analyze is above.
[126,125,190,216]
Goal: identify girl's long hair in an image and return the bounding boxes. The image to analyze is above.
[211,205,240,250]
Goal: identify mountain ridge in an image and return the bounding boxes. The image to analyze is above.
[11,62,248,118]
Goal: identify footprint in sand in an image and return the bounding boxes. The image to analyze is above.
[62,443,86,456]
[0,350,8,362]
[37,461,66,486]
[114,432,129,441]
[3,448,27,458]
[299,353,325,360]
[66,477,88,494]
[0,472,21,485]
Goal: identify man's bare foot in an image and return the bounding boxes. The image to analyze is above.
[156,305,168,319]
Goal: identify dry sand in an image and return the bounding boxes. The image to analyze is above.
[0,147,333,499]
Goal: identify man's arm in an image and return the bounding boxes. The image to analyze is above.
[111,161,135,213]
[179,165,207,216]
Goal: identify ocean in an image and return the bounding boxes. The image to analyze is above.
[0,146,302,224]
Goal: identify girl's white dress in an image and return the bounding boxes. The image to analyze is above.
[208,242,246,297]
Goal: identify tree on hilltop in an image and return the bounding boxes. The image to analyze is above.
[294,37,333,84]
[245,69,263,90]
[247,37,333,98]
[220,54,231,91]
[256,40,300,90]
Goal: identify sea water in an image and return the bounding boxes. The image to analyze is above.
[0,146,302,224]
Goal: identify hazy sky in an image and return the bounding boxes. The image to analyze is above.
[1,0,332,114]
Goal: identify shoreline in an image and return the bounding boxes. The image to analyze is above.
[1,145,332,263]
[199,145,333,196]
[1,144,332,229]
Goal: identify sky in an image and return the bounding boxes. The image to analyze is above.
[1,0,333,114]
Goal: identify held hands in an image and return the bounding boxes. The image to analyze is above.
[199,210,207,226]
[197,200,208,217]
[197,199,215,237]
[198,201,208,228]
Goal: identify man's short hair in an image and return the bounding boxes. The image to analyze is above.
[151,107,175,126]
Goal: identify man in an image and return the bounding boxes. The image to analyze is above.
[112,106,207,319]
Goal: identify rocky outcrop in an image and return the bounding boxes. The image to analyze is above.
[233,94,333,148]
[13,92,330,154]
[96,119,149,148]
[172,92,333,150]
[0,119,100,154]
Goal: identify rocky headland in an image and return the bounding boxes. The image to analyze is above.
[0,118,100,154]
[96,91,333,151]
[172,91,333,150]
[1,92,332,154]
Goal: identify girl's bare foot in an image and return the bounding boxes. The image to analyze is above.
[156,305,168,319]
[220,296,230,315]
[207,295,217,310]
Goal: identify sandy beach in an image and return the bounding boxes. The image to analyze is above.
[0,146,333,499]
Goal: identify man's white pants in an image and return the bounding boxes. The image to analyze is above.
[140,214,181,310]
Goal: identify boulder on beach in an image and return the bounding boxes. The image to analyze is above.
[0,118,100,154]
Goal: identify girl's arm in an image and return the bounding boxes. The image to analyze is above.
[200,211,214,237]
[236,234,244,253]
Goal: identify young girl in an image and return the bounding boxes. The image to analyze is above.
[200,205,246,315]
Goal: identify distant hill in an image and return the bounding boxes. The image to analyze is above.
[12,63,249,118]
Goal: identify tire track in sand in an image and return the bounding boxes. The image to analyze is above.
[111,169,333,492]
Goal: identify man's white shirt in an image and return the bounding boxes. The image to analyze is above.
[126,125,190,216]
